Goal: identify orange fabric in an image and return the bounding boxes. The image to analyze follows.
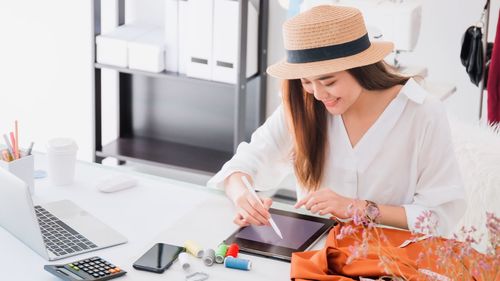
[290,223,496,281]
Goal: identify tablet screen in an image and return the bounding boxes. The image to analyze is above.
[234,213,325,249]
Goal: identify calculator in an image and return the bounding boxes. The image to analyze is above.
[44,256,126,281]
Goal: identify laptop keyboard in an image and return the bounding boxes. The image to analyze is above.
[34,206,98,257]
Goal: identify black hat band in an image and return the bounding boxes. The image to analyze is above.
[286,33,371,63]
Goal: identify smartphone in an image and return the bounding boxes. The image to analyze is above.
[133,243,184,273]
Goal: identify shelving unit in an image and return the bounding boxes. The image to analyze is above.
[91,0,268,174]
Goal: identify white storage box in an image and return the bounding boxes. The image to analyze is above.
[186,0,214,80]
[164,0,191,74]
[96,24,154,68]
[128,28,166,73]
[165,0,179,72]
[178,0,190,74]
[212,0,258,84]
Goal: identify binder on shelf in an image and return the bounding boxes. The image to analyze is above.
[96,24,154,68]
[186,0,214,80]
[178,0,190,74]
[164,0,179,72]
[212,0,258,84]
[128,28,166,73]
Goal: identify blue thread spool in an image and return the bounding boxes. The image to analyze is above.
[224,257,252,271]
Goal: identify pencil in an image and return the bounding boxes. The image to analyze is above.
[15,120,19,159]
[10,132,17,160]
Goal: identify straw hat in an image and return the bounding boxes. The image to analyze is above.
[267,5,394,80]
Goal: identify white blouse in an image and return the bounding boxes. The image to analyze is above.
[207,78,466,236]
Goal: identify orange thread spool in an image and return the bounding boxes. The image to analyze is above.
[226,243,239,258]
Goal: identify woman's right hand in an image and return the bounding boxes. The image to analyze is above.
[233,190,272,227]
[224,172,273,227]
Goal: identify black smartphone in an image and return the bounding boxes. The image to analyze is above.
[133,243,184,273]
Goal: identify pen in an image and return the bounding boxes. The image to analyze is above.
[27,141,34,155]
[241,175,283,239]
[3,134,15,160]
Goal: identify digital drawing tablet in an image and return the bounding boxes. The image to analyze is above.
[224,208,337,262]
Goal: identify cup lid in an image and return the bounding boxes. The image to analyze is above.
[47,138,78,153]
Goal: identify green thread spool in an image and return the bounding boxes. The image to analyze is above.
[215,243,228,264]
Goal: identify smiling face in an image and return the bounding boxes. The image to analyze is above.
[283,62,410,191]
[300,70,363,115]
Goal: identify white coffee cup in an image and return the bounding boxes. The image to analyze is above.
[47,138,78,186]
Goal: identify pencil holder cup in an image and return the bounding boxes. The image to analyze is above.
[0,154,35,195]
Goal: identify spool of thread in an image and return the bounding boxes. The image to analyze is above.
[215,243,228,264]
[185,240,204,258]
[178,252,190,271]
[224,257,252,271]
[226,243,239,258]
[202,248,215,266]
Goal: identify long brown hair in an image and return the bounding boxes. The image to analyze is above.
[282,61,410,191]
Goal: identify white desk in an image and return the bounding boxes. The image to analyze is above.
[0,154,296,280]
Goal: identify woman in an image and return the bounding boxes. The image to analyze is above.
[208,5,465,236]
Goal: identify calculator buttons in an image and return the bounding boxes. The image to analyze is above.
[45,256,126,281]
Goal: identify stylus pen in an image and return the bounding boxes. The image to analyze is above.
[241,175,283,239]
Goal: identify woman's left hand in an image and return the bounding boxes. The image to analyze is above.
[294,189,361,218]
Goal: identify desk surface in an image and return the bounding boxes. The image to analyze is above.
[0,154,310,280]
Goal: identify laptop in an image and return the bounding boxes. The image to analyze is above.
[0,168,127,261]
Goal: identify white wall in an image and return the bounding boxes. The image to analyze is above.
[0,0,163,162]
[0,0,497,162]
[0,0,93,160]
